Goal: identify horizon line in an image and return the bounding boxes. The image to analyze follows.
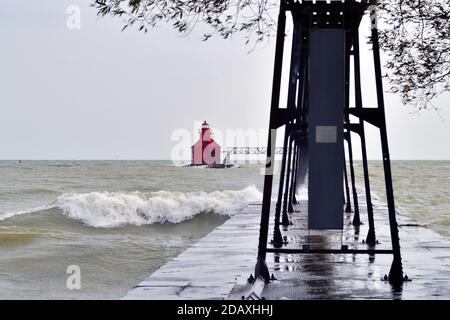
[0,158,449,162]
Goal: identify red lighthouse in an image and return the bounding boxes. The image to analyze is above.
[191,121,221,165]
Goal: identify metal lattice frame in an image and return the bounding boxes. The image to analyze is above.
[253,0,406,288]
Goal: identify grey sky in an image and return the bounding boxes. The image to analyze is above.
[0,0,449,160]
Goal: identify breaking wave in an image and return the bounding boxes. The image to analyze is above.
[0,205,52,221]
[51,186,262,228]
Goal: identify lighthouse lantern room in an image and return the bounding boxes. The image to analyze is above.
[191,121,221,165]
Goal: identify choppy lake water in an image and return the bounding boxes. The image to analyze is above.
[0,160,447,299]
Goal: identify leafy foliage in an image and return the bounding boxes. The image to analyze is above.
[378,0,450,109]
[91,0,450,109]
[92,0,279,44]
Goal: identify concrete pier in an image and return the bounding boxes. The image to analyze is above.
[123,196,450,300]
[123,203,261,300]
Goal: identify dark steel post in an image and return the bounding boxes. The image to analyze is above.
[255,2,287,282]
[353,28,376,245]
[282,19,303,224]
[343,150,352,213]
[347,132,360,226]
[370,6,404,284]
[272,130,288,248]
[282,134,293,225]
[287,138,297,212]
[344,39,361,226]
[292,40,309,208]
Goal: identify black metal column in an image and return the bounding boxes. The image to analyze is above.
[287,137,298,212]
[272,129,289,248]
[352,28,376,245]
[291,26,309,208]
[272,16,302,245]
[370,8,404,285]
[282,134,294,224]
[254,1,287,282]
[343,150,352,213]
[283,19,303,225]
[344,134,360,226]
[344,41,361,226]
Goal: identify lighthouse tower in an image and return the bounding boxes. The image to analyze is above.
[191,121,221,165]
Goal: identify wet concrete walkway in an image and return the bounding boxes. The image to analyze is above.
[123,196,450,300]
[123,203,262,299]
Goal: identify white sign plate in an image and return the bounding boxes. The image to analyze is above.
[316,126,337,143]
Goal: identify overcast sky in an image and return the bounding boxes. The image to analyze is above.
[0,0,449,160]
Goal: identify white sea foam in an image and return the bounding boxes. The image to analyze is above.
[54,186,262,228]
[0,204,53,221]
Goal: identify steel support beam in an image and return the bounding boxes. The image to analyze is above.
[370,11,404,285]
[352,28,376,245]
[255,1,287,282]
